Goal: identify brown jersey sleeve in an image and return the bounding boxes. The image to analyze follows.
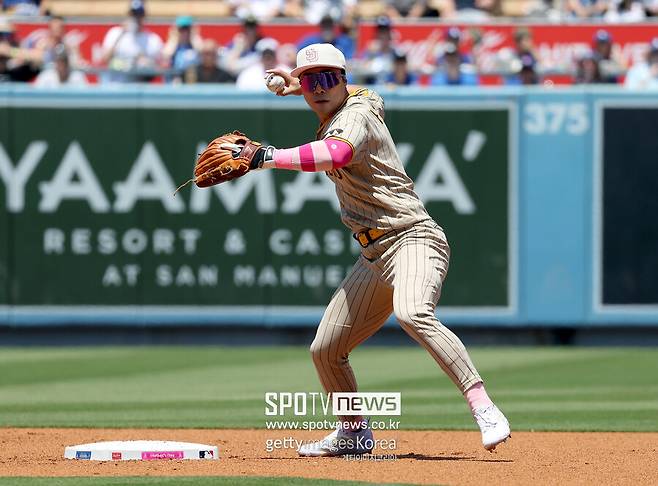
[322,109,369,164]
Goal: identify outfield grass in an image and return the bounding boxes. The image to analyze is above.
[0,347,657,431]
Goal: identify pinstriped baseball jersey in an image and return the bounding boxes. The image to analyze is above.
[301,83,486,429]
[317,88,430,233]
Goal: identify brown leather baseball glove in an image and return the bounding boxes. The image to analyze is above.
[193,131,263,187]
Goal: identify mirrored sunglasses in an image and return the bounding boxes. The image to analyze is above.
[300,71,343,93]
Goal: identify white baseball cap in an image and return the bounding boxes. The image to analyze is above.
[255,37,279,54]
[291,43,346,78]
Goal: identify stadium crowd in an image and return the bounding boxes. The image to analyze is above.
[1,0,657,88]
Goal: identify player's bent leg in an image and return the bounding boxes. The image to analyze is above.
[393,289,511,450]
[393,293,482,392]
[389,234,511,450]
[302,257,392,457]
[310,256,393,395]
[309,329,358,393]
[310,298,392,394]
[390,239,481,392]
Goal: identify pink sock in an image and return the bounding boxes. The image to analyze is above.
[464,382,493,412]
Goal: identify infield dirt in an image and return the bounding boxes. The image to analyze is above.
[1,428,656,485]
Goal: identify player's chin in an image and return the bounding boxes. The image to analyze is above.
[313,100,334,112]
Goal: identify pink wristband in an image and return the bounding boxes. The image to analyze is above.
[268,138,353,172]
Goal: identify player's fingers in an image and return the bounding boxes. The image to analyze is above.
[266,68,293,84]
[265,68,287,76]
[278,86,295,96]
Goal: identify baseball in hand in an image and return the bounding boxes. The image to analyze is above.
[265,73,286,93]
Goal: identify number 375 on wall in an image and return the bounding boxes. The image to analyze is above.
[523,102,589,136]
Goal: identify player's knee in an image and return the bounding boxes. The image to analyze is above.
[393,300,435,329]
[309,339,328,365]
[309,339,322,359]
[310,338,345,368]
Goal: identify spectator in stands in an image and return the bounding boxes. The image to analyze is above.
[0,17,15,81]
[236,37,284,90]
[624,37,658,89]
[505,54,539,85]
[29,15,84,70]
[223,16,263,77]
[574,50,606,84]
[430,43,478,86]
[438,27,473,65]
[505,0,553,16]
[34,44,87,87]
[280,0,305,19]
[604,0,646,20]
[518,54,539,84]
[0,16,39,81]
[513,28,537,64]
[228,0,284,22]
[100,0,164,83]
[282,0,357,26]
[186,39,236,84]
[445,26,461,48]
[278,42,298,70]
[592,30,622,83]
[385,0,445,17]
[593,29,613,60]
[163,15,202,84]
[644,0,658,16]
[2,0,47,16]
[494,28,538,82]
[451,0,501,20]
[0,53,8,82]
[297,14,354,59]
[566,0,607,17]
[386,50,417,85]
[358,16,398,84]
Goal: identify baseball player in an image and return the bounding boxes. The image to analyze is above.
[199,43,511,457]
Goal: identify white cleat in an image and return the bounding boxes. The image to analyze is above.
[473,404,511,451]
[298,424,374,457]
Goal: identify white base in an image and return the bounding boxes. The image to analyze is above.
[64,440,218,461]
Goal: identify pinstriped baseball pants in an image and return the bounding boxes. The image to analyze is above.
[310,220,482,397]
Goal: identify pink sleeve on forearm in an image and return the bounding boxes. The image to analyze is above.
[265,138,353,172]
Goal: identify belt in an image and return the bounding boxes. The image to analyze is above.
[353,228,387,248]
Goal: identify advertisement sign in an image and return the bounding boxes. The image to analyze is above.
[0,96,512,311]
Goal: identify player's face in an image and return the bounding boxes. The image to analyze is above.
[300,67,348,121]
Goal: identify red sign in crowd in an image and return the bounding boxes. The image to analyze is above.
[13,21,658,85]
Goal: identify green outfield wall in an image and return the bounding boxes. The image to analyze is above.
[1,86,657,327]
